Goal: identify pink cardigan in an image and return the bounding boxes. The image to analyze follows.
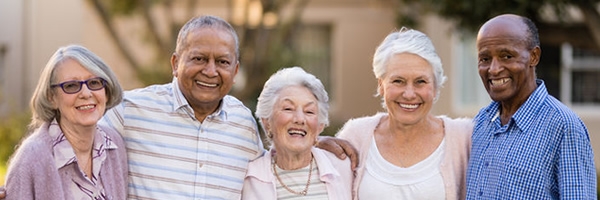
[242,147,353,200]
[336,113,473,200]
[5,122,128,200]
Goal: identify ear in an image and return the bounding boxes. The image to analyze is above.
[170,53,179,77]
[233,60,240,78]
[317,123,325,135]
[261,118,270,133]
[48,93,58,109]
[529,46,541,68]
[377,78,384,96]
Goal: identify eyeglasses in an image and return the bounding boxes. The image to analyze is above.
[51,77,107,94]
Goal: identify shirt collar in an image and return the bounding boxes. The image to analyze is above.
[50,119,118,169]
[171,77,229,121]
[485,79,547,133]
[245,148,340,182]
[510,79,547,133]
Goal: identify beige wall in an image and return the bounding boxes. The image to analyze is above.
[0,0,26,115]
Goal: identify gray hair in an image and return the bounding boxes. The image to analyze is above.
[372,27,447,108]
[175,15,240,61]
[255,67,329,142]
[29,44,123,129]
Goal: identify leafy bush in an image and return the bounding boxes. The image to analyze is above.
[0,111,31,175]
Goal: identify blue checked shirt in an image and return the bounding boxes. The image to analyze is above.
[466,80,596,199]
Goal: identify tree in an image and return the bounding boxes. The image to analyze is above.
[393,0,600,50]
[86,0,309,108]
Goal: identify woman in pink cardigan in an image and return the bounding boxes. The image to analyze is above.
[242,67,353,200]
[4,45,128,200]
[336,28,473,200]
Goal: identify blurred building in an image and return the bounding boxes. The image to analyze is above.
[1,0,599,169]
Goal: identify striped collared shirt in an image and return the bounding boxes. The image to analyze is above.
[466,80,596,199]
[51,120,118,199]
[101,78,264,199]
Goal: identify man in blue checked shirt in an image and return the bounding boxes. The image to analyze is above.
[466,14,596,199]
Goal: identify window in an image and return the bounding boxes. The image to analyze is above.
[451,33,490,115]
[560,43,600,106]
[291,24,332,95]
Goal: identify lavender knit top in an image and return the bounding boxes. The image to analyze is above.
[5,121,128,200]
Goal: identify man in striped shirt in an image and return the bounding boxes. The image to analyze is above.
[99,15,264,199]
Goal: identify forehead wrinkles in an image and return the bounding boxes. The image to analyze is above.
[477,36,527,51]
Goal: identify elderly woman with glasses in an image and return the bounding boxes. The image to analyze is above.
[4,45,127,200]
[242,67,353,200]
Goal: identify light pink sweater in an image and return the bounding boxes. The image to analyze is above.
[242,147,353,200]
[336,113,473,200]
[5,122,128,200]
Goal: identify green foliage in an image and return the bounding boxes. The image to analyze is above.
[0,112,30,166]
[397,0,599,33]
[106,0,140,15]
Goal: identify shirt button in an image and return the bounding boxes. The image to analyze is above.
[198,162,204,168]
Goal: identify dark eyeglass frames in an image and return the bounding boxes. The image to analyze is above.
[51,77,107,94]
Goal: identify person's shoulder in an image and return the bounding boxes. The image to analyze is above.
[124,83,173,100]
[222,95,251,110]
[222,95,254,118]
[530,95,585,130]
[8,129,52,166]
[336,113,384,140]
[440,115,474,129]
[98,124,125,146]
[342,112,386,128]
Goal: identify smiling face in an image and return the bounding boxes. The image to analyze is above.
[476,15,539,105]
[50,59,107,128]
[379,53,436,125]
[263,85,324,155]
[171,27,239,118]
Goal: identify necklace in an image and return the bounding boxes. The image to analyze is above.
[272,154,313,196]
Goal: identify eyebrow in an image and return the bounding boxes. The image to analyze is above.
[281,98,317,107]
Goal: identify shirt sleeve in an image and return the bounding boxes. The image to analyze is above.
[557,119,597,199]
[99,101,125,136]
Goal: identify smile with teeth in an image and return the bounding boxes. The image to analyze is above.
[400,103,419,109]
[490,78,510,86]
[196,80,217,87]
[77,105,95,110]
[288,129,307,136]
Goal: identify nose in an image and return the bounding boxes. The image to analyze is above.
[292,110,305,125]
[202,60,218,77]
[488,58,502,75]
[402,84,416,99]
[78,84,93,98]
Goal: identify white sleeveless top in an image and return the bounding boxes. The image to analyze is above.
[358,136,446,199]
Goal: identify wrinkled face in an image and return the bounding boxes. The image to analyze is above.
[171,27,239,111]
[50,59,107,128]
[476,17,539,104]
[263,85,324,155]
[379,53,436,125]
